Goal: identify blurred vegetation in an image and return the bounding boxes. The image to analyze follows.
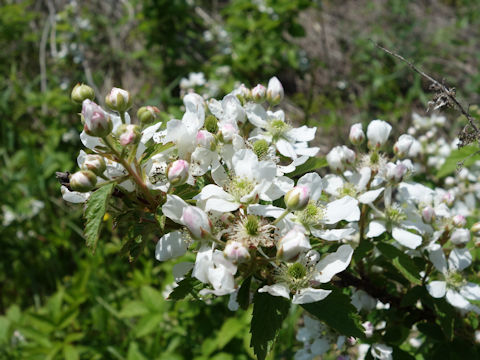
[1,0,480,358]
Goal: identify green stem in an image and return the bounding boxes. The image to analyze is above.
[119,111,126,124]
[102,136,157,209]
[272,209,290,225]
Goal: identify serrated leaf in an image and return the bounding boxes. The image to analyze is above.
[84,183,115,251]
[168,275,202,300]
[301,290,364,338]
[250,292,290,360]
[437,144,480,178]
[289,157,327,177]
[377,243,422,285]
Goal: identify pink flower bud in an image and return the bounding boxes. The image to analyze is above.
[82,100,112,137]
[349,123,365,145]
[117,124,140,146]
[367,120,392,149]
[70,170,97,192]
[196,130,214,148]
[266,76,284,105]
[251,84,267,102]
[181,206,211,240]
[450,228,470,246]
[393,134,415,157]
[224,241,250,263]
[105,87,132,112]
[237,84,251,99]
[421,206,435,224]
[277,227,311,261]
[167,160,189,186]
[137,105,160,124]
[220,122,238,142]
[471,222,480,237]
[82,154,106,176]
[442,192,455,206]
[452,214,467,227]
[385,162,407,182]
[284,186,309,210]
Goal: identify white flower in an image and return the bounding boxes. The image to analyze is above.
[426,244,480,313]
[450,228,470,246]
[371,344,393,360]
[155,231,188,261]
[326,145,355,171]
[181,205,212,240]
[393,134,415,157]
[367,120,392,148]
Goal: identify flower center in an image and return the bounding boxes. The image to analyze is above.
[339,183,357,197]
[227,176,255,202]
[386,205,406,223]
[295,201,325,227]
[446,271,466,290]
[253,139,269,159]
[267,119,290,139]
[288,262,307,279]
[245,215,259,236]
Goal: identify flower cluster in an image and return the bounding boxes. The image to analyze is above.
[62,79,479,359]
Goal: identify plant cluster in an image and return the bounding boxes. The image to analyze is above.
[60,77,480,359]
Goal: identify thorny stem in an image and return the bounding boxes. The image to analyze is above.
[371,40,479,134]
[102,136,157,210]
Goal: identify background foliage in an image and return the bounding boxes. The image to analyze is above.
[1,0,480,358]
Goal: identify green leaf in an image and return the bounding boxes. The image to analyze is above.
[417,322,445,341]
[134,313,163,338]
[84,183,115,251]
[437,144,480,178]
[63,345,79,360]
[237,276,252,310]
[168,274,202,300]
[301,290,364,338]
[250,292,290,360]
[127,341,148,360]
[140,286,164,312]
[289,157,327,177]
[216,317,245,350]
[118,301,149,318]
[0,316,10,344]
[377,243,422,285]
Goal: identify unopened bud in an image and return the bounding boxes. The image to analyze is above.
[181,206,212,240]
[442,192,455,207]
[421,206,435,224]
[167,160,189,186]
[284,186,309,210]
[450,228,470,246]
[82,100,112,137]
[393,134,415,158]
[266,76,284,105]
[452,214,467,227]
[105,87,132,112]
[224,241,250,263]
[117,124,140,146]
[220,122,238,142]
[277,227,311,261]
[70,170,97,192]
[71,83,95,103]
[196,130,214,148]
[251,84,266,103]
[385,162,407,182]
[236,84,251,102]
[82,154,106,176]
[137,106,160,124]
[471,222,480,237]
[367,120,392,149]
[349,123,365,145]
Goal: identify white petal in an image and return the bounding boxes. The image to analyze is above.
[366,220,387,238]
[233,149,258,179]
[61,186,90,203]
[358,188,384,204]
[260,176,294,201]
[155,231,188,261]
[172,262,194,282]
[427,281,447,298]
[315,245,354,283]
[298,172,323,201]
[162,195,188,224]
[245,103,268,128]
[141,122,162,143]
[428,244,448,274]
[287,126,316,142]
[247,204,286,218]
[258,283,290,299]
[325,196,360,224]
[211,161,229,187]
[276,138,297,159]
[292,288,331,304]
[312,228,355,241]
[460,283,480,301]
[205,198,240,212]
[192,245,212,283]
[448,247,472,271]
[392,226,422,249]
[294,145,319,157]
[446,289,471,310]
[194,184,234,201]
[322,174,344,196]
